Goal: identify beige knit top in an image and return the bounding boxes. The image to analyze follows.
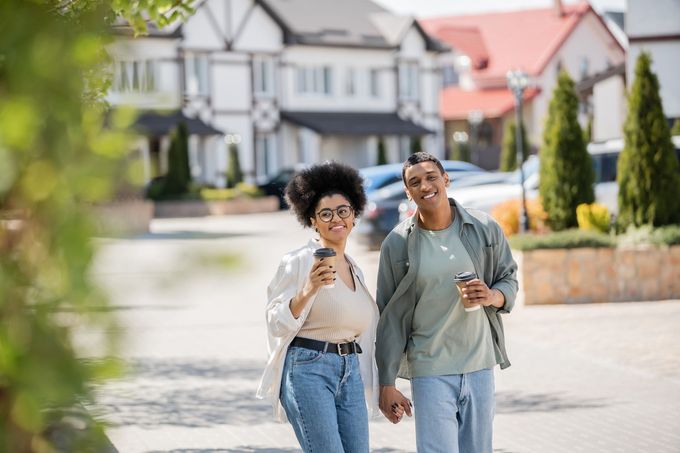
[297,268,374,343]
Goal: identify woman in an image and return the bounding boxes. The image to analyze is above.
[256,162,380,453]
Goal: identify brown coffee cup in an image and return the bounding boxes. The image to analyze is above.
[313,247,337,288]
[454,271,479,312]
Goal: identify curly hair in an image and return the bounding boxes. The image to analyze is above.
[285,161,367,227]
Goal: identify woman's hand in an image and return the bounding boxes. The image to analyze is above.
[289,260,335,318]
[303,259,336,295]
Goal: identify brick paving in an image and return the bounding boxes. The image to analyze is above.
[89,211,680,453]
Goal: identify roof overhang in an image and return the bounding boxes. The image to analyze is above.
[280,111,433,136]
[133,111,224,136]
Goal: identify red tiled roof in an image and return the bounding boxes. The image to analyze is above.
[436,26,489,70]
[440,86,540,120]
[422,1,596,82]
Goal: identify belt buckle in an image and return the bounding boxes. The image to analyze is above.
[338,343,350,356]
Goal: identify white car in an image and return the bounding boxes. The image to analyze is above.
[399,145,623,221]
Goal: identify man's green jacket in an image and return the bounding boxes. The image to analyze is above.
[376,198,518,386]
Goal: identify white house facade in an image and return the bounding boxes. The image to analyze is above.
[107,0,445,188]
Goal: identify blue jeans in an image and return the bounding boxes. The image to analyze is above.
[280,346,369,453]
[411,369,495,453]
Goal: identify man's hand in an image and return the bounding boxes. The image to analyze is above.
[379,385,412,424]
[461,279,505,309]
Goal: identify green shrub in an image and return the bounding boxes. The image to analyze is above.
[509,229,615,251]
[576,203,610,233]
[617,52,680,228]
[618,225,680,247]
[539,70,595,231]
[235,182,263,198]
[200,188,238,201]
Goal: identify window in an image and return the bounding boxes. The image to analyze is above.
[370,69,380,97]
[185,54,209,96]
[253,55,275,98]
[295,66,333,96]
[442,65,459,87]
[580,56,589,80]
[346,68,356,96]
[113,60,157,93]
[256,133,277,179]
[399,62,419,100]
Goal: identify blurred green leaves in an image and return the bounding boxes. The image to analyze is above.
[0,0,194,450]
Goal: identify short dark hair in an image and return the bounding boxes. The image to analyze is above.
[285,161,367,227]
[402,152,445,184]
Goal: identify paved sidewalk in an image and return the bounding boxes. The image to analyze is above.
[89,212,680,452]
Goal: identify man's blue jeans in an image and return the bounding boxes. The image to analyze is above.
[411,369,495,453]
[280,346,369,453]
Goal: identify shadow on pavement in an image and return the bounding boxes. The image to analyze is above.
[496,391,611,413]
[98,358,271,428]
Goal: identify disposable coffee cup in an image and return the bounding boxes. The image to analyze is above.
[454,271,479,312]
[313,247,337,289]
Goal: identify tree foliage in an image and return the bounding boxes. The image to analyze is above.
[617,52,680,228]
[500,120,527,171]
[0,0,194,450]
[539,70,595,231]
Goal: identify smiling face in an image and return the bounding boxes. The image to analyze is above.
[403,161,450,213]
[310,193,355,246]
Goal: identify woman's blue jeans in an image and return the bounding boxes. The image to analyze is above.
[280,345,369,453]
[411,368,495,453]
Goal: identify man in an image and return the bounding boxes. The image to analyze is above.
[375,152,517,452]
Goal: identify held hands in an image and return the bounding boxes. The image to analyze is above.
[379,386,412,424]
[460,279,504,310]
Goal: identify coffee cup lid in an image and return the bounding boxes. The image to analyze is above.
[454,271,476,282]
[313,247,337,257]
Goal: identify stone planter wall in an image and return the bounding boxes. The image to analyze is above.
[514,245,680,305]
[153,196,279,218]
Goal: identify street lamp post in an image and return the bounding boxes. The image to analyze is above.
[506,69,530,234]
[467,109,484,167]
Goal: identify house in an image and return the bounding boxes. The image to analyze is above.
[625,0,680,123]
[421,0,626,169]
[107,0,446,188]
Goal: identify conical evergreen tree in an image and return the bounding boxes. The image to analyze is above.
[448,134,470,162]
[226,141,244,188]
[410,136,421,154]
[163,121,191,196]
[539,70,594,230]
[377,136,388,165]
[617,52,680,228]
[499,120,527,171]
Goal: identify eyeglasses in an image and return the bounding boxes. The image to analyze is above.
[316,205,354,223]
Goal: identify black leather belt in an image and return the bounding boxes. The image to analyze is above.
[291,337,362,356]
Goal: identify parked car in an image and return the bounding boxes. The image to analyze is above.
[359,160,485,194]
[257,166,305,209]
[398,142,632,225]
[355,169,501,249]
